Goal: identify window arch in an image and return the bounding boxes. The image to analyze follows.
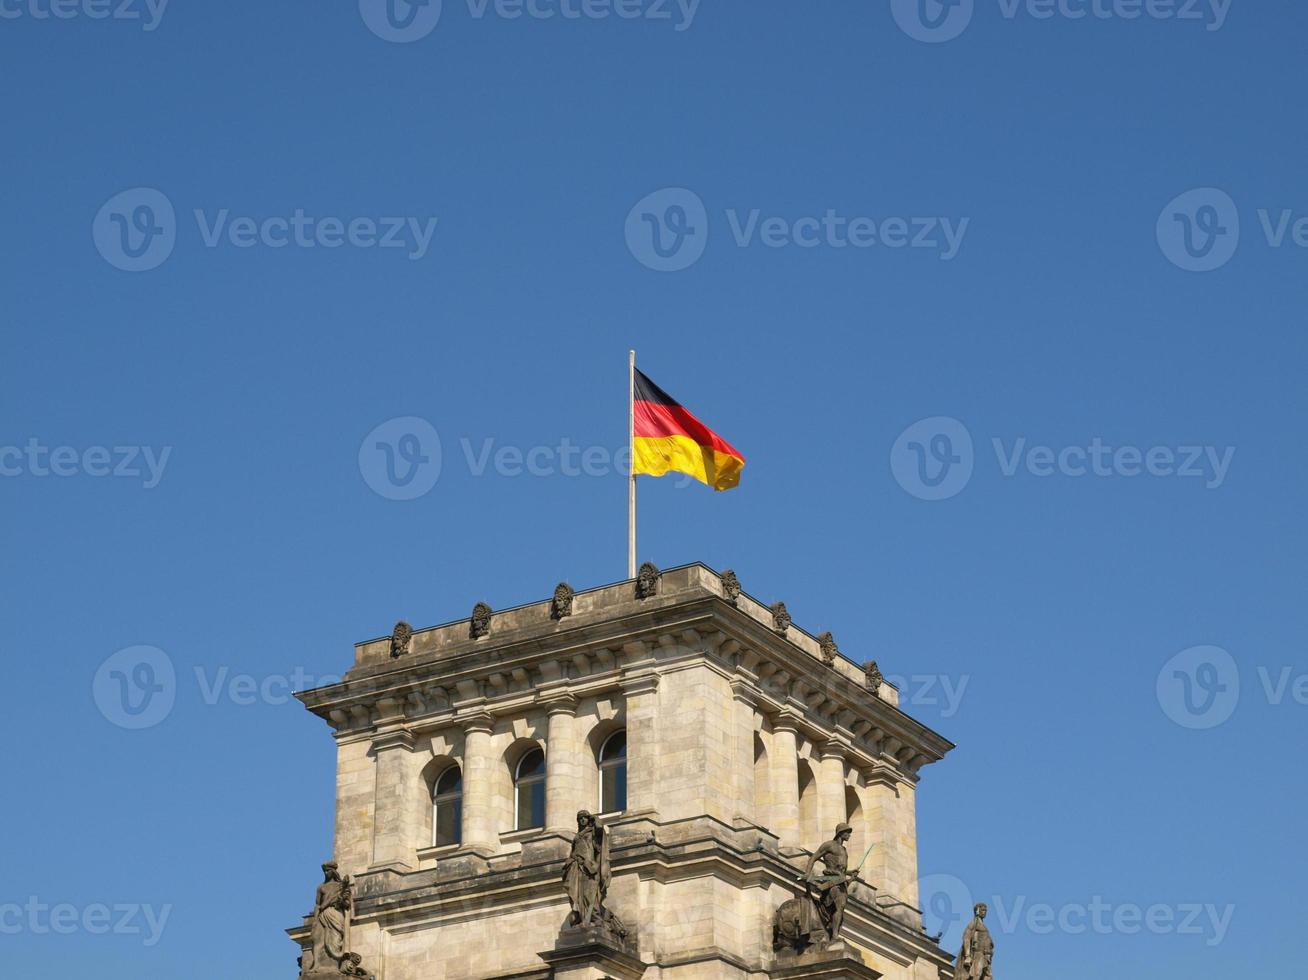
[432,765,462,847]
[515,746,546,830]
[598,730,627,814]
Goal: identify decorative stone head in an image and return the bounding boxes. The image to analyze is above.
[770,601,791,635]
[389,621,412,659]
[864,659,884,697]
[635,561,660,599]
[551,582,574,620]
[818,631,839,665]
[470,602,492,639]
[974,903,988,919]
[721,568,742,606]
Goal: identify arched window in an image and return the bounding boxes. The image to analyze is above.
[598,730,627,814]
[432,765,462,847]
[515,747,546,830]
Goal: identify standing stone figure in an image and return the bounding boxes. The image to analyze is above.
[955,903,995,980]
[300,862,373,979]
[802,823,854,942]
[562,810,627,938]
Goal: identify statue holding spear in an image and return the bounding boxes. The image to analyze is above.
[801,823,874,942]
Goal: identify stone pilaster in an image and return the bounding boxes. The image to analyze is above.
[544,694,581,833]
[620,661,661,818]
[369,729,419,873]
[770,713,802,848]
[459,712,498,856]
[860,770,919,907]
[818,738,850,840]
[730,679,759,826]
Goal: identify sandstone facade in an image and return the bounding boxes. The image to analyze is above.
[291,564,955,979]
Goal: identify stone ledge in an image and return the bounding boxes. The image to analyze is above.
[772,939,884,979]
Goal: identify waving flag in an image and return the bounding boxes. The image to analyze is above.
[632,368,745,491]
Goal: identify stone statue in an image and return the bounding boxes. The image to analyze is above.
[550,582,574,620]
[562,810,627,939]
[635,562,660,599]
[721,568,742,606]
[300,862,374,979]
[954,903,995,980]
[818,631,839,666]
[770,601,791,635]
[803,822,855,941]
[469,602,492,639]
[773,824,861,952]
[864,660,884,697]
[389,621,411,659]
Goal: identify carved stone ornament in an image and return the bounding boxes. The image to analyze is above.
[864,660,884,697]
[299,861,375,979]
[721,569,742,606]
[470,602,492,639]
[818,631,839,666]
[770,601,791,635]
[551,582,575,620]
[635,561,661,600]
[389,621,412,659]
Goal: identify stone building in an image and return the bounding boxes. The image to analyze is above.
[291,563,955,979]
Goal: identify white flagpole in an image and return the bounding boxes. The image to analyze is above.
[628,349,637,579]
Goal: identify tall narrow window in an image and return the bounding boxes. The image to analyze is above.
[598,730,627,814]
[515,747,546,830]
[432,765,462,847]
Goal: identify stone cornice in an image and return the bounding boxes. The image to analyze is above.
[298,569,953,777]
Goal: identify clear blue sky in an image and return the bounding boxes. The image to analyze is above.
[3,1,1305,977]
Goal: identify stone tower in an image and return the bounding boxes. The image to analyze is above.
[290,564,955,979]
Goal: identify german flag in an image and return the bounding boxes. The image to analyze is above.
[633,369,745,491]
